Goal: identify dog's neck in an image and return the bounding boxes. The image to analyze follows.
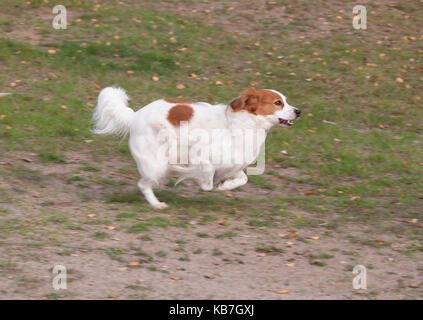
[223,105,271,165]
[225,105,273,132]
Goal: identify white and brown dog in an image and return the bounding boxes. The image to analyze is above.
[93,87,300,209]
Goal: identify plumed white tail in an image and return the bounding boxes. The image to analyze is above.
[92,87,134,136]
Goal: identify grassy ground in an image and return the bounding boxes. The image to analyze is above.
[0,0,422,299]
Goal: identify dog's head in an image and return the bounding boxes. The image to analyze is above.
[230,88,300,128]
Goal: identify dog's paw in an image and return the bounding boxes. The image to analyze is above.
[216,181,229,191]
[152,202,168,210]
[200,181,213,191]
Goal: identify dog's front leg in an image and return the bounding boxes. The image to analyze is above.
[216,171,248,191]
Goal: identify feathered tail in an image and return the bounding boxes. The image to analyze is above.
[92,87,134,136]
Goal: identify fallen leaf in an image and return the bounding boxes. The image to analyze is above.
[105,226,116,230]
[152,75,159,82]
[128,261,140,267]
[87,214,96,218]
[270,289,289,294]
[171,277,182,280]
[306,236,320,240]
[176,83,186,90]
[256,253,267,257]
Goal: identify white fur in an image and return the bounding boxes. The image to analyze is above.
[92,87,299,209]
[92,87,134,136]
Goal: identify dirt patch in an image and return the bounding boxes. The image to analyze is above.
[1,6,85,46]
[1,151,422,299]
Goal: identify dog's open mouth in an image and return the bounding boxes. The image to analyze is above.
[278,118,294,127]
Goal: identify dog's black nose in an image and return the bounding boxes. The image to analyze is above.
[295,109,301,116]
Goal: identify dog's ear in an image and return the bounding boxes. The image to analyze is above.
[230,88,259,113]
[241,88,259,114]
[230,96,242,111]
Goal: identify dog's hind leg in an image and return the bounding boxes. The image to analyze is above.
[137,178,168,210]
[198,162,215,191]
[216,171,248,191]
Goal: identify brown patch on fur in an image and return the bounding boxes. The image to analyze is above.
[230,88,283,115]
[167,104,194,127]
[164,98,194,104]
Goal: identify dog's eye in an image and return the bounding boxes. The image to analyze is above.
[274,100,283,106]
